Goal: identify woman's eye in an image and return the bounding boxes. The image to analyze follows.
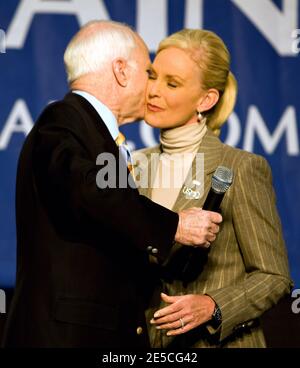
[168,83,177,88]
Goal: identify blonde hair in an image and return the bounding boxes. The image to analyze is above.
[64,20,138,84]
[158,29,237,135]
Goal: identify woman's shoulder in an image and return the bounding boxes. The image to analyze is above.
[220,143,270,171]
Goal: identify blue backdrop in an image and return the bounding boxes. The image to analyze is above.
[0,0,299,288]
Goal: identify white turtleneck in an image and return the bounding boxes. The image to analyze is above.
[151,121,207,210]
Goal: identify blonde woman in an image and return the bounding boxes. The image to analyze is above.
[134,29,292,348]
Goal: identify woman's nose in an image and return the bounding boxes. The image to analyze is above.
[148,80,161,98]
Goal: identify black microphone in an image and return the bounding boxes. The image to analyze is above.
[202,166,234,211]
[181,166,233,280]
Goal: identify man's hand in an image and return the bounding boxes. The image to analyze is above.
[175,207,222,247]
[150,293,215,336]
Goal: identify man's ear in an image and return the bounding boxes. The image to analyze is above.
[197,89,219,113]
[112,58,128,87]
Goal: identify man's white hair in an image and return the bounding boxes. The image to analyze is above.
[64,20,138,84]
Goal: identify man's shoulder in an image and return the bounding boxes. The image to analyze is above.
[40,92,84,118]
[36,92,103,135]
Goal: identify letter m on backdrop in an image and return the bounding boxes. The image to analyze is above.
[0,289,6,313]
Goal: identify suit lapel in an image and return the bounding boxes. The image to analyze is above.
[64,92,120,157]
[134,145,161,198]
[135,130,223,211]
[172,130,223,213]
[154,130,224,270]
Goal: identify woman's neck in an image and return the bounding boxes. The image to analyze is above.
[160,120,207,154]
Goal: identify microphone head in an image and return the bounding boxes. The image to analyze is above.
[211,166,234,194]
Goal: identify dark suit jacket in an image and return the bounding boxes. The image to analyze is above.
[1,92,178,348]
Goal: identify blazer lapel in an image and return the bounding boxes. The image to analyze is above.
[172,130,223,213]
[134,145,161,198]
[64,92,120,157]
[135,130,223,212]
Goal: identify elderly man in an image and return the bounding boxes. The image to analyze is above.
[2,21,221,348]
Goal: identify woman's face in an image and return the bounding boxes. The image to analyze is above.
[145,47,205,129]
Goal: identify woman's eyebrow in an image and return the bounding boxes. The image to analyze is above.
[150,65,185,81]
[165,74,184,81]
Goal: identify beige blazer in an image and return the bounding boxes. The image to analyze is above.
[134,130,292,348]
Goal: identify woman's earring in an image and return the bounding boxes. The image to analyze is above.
[197,111,203,122]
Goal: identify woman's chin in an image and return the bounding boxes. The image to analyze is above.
[145,120,182,130]
[144,117,163,129]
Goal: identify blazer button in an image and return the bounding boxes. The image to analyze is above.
[136,326,143,335]
[151,248,158,254]
[147,246,153,252]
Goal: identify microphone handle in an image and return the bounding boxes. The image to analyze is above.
[202,189,225,211]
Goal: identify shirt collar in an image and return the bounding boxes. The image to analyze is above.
[73,90,119,141]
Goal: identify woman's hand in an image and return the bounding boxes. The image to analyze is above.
[150,293,215,336]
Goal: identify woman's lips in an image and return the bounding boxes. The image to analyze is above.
[147,103,164,112]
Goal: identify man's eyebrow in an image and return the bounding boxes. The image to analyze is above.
[147,65,156,73]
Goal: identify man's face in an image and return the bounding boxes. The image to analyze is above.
[123,39,151,122]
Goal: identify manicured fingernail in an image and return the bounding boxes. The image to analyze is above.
[156,326,161,330]
[154,312,159,318]
[166,332,171,336]
[150,319,155,324]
